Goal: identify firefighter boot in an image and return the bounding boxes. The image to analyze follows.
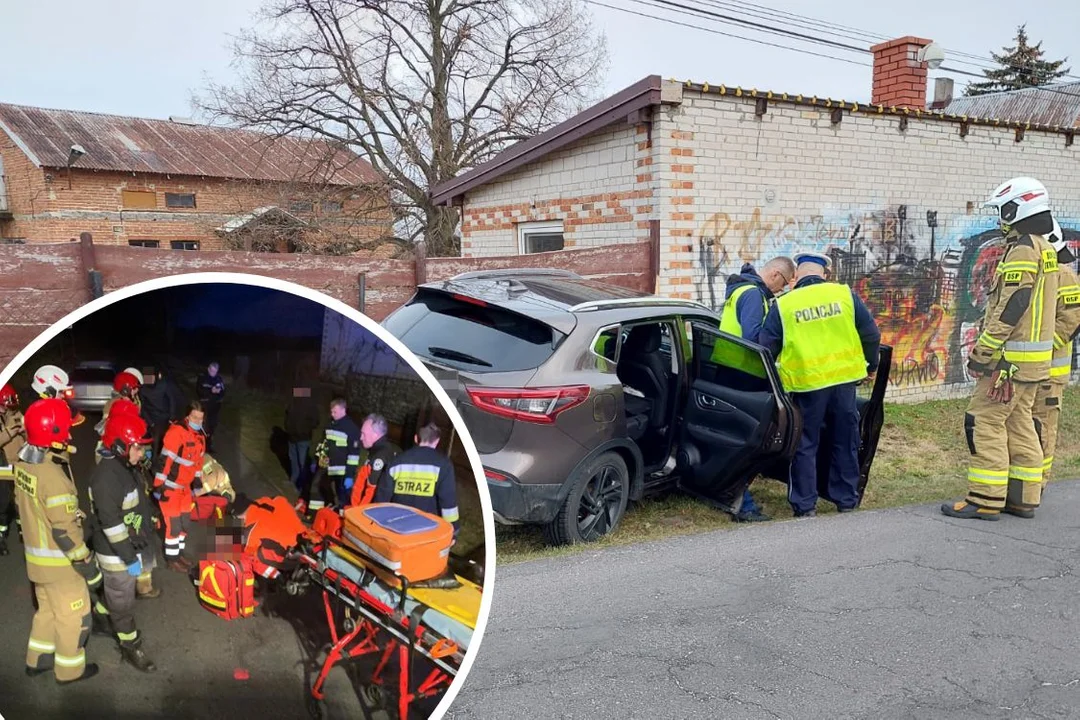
[136,575,161,599]
[120,636,157,673]
[941,500,1000,521]
[1003,506,1036,519]
[0,534,8,557]
[91,610,113,638]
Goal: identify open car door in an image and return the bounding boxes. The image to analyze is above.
[674,322,800,513]
[759,344,893,506]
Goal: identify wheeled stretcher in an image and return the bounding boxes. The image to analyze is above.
[284,534,481,720]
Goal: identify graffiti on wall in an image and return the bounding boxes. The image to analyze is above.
[696,206,1080,390]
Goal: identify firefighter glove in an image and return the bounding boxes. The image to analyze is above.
[74,557,103,591]
[967,356,992,378]
[986,360,1018,404]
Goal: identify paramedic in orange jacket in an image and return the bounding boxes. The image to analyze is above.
[152,402,207,571]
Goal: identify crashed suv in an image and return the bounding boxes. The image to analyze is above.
[382,268,892,546]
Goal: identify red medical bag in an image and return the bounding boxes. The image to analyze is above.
[197,557,258,620]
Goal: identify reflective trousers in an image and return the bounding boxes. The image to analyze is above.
[1032,381,1065,491]
[27,574,92,681]
[964,377,1042,511]
[160,490,193,559]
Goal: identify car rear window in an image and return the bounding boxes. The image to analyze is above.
[71,368,116,383]
[383,290,565,372]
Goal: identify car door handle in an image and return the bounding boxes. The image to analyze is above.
[697,392,718,408]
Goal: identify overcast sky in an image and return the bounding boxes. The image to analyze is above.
[1,0,1076,120]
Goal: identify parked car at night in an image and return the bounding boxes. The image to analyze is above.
[382,269,892,546]
[68,360,118,413]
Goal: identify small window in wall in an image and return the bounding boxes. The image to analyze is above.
[128,239,160,248]
[320,200,343,213]
[170,240,200,251]
[518,221,565,254]
[165,192,196,208]
[122,190,157,209]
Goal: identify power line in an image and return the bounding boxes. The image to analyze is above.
[583,0,872,67]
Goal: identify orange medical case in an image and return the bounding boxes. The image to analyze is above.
[341,503,454,582]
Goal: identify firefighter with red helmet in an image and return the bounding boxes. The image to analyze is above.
[87,411,158,673]
[152,401,207,571]
[95,370,142,437]
[0,382,25,555]
[14,398,103,684]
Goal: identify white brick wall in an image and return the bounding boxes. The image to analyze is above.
[458,84,1080,402]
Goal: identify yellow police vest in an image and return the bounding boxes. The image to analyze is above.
[711,284,768,378]
[775,282,867,392]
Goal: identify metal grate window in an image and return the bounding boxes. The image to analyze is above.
[165,192,196,208]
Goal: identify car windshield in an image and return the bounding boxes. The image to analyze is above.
[383,289,565,372]
[71,367,116,384]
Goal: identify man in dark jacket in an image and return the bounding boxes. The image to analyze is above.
[349,413,401,507]
[376,422,459,541]
[88,411,158,673]
[196,362,225,452]
[139,367,183,458]
[713,256,796,523]
[284,387,320,493]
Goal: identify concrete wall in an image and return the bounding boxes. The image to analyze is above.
[456,83,1080,401]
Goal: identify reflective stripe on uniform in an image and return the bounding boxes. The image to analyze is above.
[162,449,194,466]
[997,260,1039,274]
[65,543,90,562]
[325,429,348,446]
[162,479,183,490]
[441,506,460,523]
[1054,332,1069,349]
[346,454,361,466]
[1008,465,1042,483]
[327,465,346,476]
[54,650,86,668]
[1050,355,1072,377]
[1043,456,1054,472]
[28,638,56,654]
[1003,339,1053,364]
[121,490,139,510]
[389,463,441,497]
[102,523,129,543]
[24,545,69,567]
[967,468,1008,487]
[117,630,138,642]
[95,552,129,572]
[976,332,1004,350]
[44,493,78,508]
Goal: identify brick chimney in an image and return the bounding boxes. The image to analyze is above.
[870,36,932,109]
[929,77,954,110]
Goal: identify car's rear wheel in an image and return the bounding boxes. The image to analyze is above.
[544,452,629,546]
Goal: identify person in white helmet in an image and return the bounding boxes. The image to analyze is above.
[1031,217,1080,503]
[30,365,85,452]
[942,177,1060,521]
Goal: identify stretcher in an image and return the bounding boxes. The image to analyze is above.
[284,534,481,720]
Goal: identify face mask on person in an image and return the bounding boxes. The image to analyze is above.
[188,421,203,432]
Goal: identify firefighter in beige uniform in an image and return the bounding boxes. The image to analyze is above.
[1,383,26,555]
[14,398,103,684]
[943,177,1061,520]
[1034,217,1080,496]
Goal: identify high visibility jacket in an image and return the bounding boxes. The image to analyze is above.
[198,454,236,501]
[242,496,312,579]
[970,231,1061,383]
[1050,262,1080,383]
[89,455,154,572]
[153,421,206,495]
[324,416,362,482]
[1,408,25,478]
[775,281,868,392]
[350,436,401,507]
[12,450,92,583]
[374,445,460,535]
[712,283,768,377]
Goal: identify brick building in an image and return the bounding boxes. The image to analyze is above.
[430,35,1080,401]
[0,103,392,252]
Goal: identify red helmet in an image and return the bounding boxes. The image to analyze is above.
[113,371,141,397]
[108,397,141,419]
[24,398,74,448]
[102,412,152,456]
[1,383,18,410]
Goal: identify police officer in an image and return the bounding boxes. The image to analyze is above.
[88,410,158,672]
[1030,218,1079,506]
[376,422,460,540]
[712,256,796,522]
[317,397,362,511]
[153,402,208,570]
[0,382,25,555]
[350,413,401,507]
[196,362,226,452]
[758,252,881,518]
[14,398,103,684]
[943,177,1060,521]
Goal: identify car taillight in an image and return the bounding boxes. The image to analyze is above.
[484,468,512,485]
[466,385,590,424]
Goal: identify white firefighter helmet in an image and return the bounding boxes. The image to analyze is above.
[1049,216,1066,252]
[122,367,144,385]
[984,176,1051,230]
[31,365,72,398]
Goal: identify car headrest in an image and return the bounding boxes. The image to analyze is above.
[625,324,662,354]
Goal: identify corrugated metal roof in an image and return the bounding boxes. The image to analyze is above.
[943,82,1080,127]
[0,102,380,185]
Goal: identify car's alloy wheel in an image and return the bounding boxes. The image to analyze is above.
[544,451,630,546]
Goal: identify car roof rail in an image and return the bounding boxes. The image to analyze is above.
[568,297,717,313]
[447,268,584,282]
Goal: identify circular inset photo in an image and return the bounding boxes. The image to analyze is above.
[0,272,494,720]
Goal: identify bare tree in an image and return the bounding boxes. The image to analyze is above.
[200,0,608,257]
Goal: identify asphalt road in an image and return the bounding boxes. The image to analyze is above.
[450,481,1080,720]
[0,413,435,720]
